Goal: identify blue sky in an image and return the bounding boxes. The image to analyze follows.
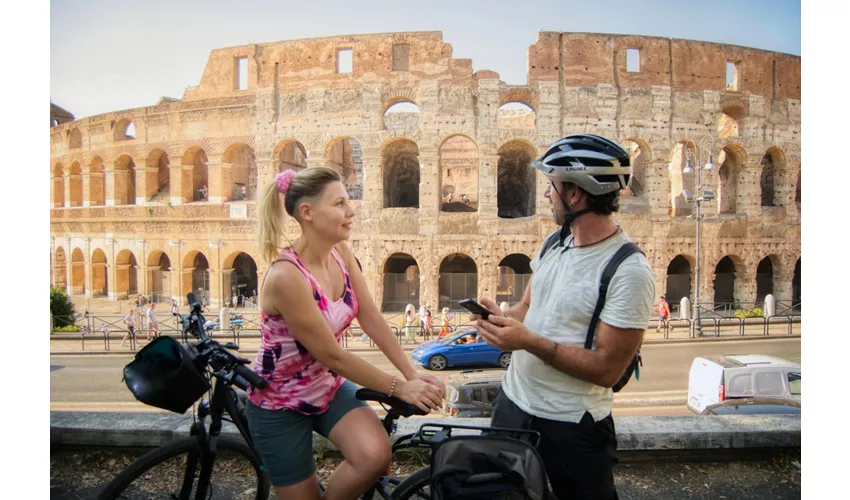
[50,0,801,120]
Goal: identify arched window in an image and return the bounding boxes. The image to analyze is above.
[382,139,420,208]
[497,141,536,219]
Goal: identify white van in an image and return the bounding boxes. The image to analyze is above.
[686,355,801,415]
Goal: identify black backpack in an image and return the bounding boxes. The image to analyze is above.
[539,233,644,392]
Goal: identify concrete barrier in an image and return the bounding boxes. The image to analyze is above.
[51,411,800,454]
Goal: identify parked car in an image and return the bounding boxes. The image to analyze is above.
[699,397,801,416]
[411,329,512,371]
[687,355,801,415]
[443,370,504,418]
[204,312,246,331]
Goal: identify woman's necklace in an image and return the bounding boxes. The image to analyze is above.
[569,226,622,249]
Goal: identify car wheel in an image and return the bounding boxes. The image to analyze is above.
[499,352,512,368]
[429,355,448,371]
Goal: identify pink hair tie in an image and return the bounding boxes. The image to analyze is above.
[275,170,295,194]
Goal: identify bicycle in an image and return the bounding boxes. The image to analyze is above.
[95,293,436,500]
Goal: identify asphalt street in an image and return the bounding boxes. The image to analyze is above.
[51,337,800,416]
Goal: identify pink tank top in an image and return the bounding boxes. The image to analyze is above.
[247,247,359,414]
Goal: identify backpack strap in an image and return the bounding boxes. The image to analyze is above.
[584,243,645,350]
[539,231,564,260]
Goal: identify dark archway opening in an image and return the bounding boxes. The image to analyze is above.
[383,140,420,208]
[438,254,477,310]
[792,259,801,311]
[497,143,536,218]
[192,254,210,303]
[666,255,692,309]
[231,253,258,307]
[382,253,420,312]
[713,257,736,310]
[497,254,532,305]
[755,257,774,305]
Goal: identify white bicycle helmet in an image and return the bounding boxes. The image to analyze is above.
[531,134,632,196]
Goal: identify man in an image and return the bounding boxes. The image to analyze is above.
[145,303,160,341]
[653,295,673,332]
[418,301,431,337]
[474,134,655,500]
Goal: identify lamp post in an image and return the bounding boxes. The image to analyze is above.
[681,135,716,337]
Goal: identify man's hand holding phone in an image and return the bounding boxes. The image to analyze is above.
[465,297,534,352]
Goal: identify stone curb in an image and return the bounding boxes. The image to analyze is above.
[50,411,800,453]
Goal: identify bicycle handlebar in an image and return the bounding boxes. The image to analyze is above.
[182,293,268,391]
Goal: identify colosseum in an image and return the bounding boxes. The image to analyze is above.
[49,31,801,316]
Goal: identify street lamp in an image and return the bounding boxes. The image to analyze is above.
[681,135,716,337]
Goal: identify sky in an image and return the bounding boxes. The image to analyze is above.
[50,0,801,121]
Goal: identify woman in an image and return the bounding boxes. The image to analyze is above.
[246,168,444,500]
[120,308,136,347]
[438,306,452,337]
[401,304,419,344]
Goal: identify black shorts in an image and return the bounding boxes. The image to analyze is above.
[490,389,619,500]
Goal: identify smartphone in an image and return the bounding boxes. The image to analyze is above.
[458,299,494,320]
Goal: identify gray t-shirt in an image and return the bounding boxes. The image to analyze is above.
[501,230,655,423]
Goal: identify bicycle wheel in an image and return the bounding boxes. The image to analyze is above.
[95,435,270,500]
[390,466,430,500]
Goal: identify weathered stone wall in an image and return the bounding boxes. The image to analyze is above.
[50,31,801,311]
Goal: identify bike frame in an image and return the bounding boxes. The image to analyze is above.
[180,373,256,500]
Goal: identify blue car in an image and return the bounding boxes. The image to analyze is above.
[411,329,512,371]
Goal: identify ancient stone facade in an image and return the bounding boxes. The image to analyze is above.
[49,31,801,312]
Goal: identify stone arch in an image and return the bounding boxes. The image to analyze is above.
[381,252,420,312]
[223,251,259,306]
[69,128,82,150]
[438,253,478,310]
[717,144,747,214]
[53,162,65,207]
[497,102,536,129]
[146,250,172,302]
[498,88,538,113]
[68,162,83,207]
[718,105,745,139]
[90,248,108,297]
[70,248,85,296]
[182,147,209,202]
[182,251,211,304]
[713,255,746,309]
[89,157,105,206]
[666,254,693,305]
[382,138,420,208]
[113,118,136,141]
[497,254,532,305]
[114,154,137,205]
[668,141,696,216]
[439,135,479,212]
[54,246,67,289]
[622,137,651,197]
[223,143,257,201]
[325,137,364,201]
[497,140,537,219]
[115,249,139,299]
[145,149,170,203]
[755,255,782,305]
[273,140,308,173]
[383,100,421,132]
[760,147,785,207]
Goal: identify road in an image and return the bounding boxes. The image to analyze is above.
[51,337,799,416]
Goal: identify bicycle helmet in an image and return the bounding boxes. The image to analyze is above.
[531,134,631,196]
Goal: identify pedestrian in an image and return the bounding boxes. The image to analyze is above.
[121,308,137,347]
[246,167,444,499]
[402,304,419,344]
[472,135,655,500]
[653,295,674,332]
[438,307,452,338]
[424,309,433,339]
[418,301,431,337]
[146,303,160,340]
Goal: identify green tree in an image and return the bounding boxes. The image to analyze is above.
[50,287,76,329]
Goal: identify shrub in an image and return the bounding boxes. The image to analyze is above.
[50,287,76,329]
[54,325,81,332]
[734,308,763,319]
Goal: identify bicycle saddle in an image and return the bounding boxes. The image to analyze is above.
[355,388,429,417]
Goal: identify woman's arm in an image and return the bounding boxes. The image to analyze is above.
[335,243,419,381]
[262,261,442,411]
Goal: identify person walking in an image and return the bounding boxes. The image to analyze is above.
[145,303,160,341]
[472,135,655,500]
[438,307,452,338]
[246,167,444,500]
[423,310,433,340]
[653,295,674,332]
[121,308,137,347]
[401,304,419,344]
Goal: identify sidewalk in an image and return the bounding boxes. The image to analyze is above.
[50,321,800,356]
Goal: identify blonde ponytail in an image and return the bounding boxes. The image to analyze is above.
[258,181,285,264]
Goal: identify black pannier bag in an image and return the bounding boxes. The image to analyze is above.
[429,435,548,500]
[123,335,211,414]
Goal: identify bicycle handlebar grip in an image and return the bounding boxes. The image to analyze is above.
[234,363,268,390]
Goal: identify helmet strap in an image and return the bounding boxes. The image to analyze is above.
[558,207,591,247]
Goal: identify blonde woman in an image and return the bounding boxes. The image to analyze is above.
[401,304,419,344]
[246,168,444,500]
[438,306,452,337]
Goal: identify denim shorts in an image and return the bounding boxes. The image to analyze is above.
[245,380,368,486]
